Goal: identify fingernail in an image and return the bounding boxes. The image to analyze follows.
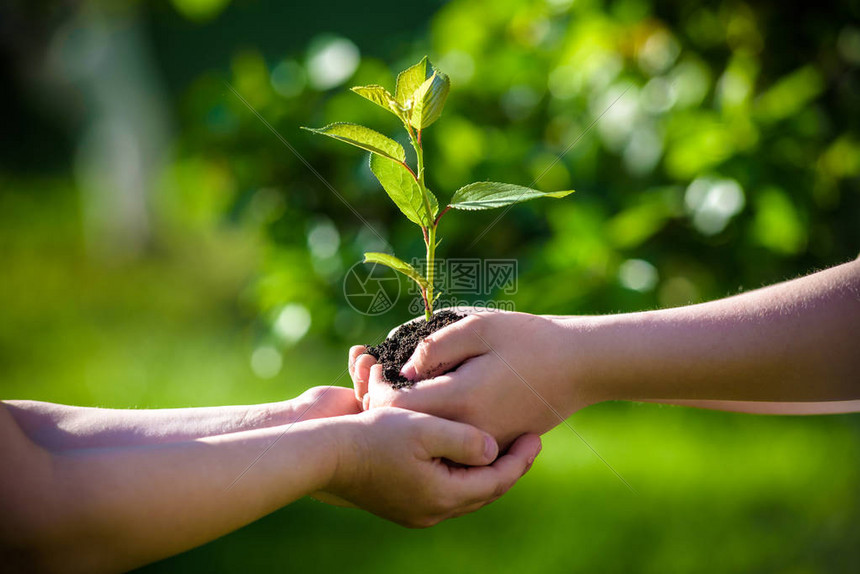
[399,359,417,381]
[362,395,370,411]
[484,435,496,461]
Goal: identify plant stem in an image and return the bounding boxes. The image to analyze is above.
[413,133,426,190]
[408,129,436,321]
[425,224,436,320]
[434,205,451,226]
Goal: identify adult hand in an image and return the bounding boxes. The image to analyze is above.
[349,311,589,448]
[323,405,542,527]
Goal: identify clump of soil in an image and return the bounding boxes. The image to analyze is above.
[366,310,465,388]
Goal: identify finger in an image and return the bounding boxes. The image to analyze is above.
[419,417,499,466]
[353,353,377,401]
[492,433,542,476]
[365,363,459,417]
[448,433,542,505]
[448,483,511,518]
[383,353,496,416]
[384,306,506,346]
[449,499,492,519]
[400,314,491,381]
[377,372,464,419]
[366,362,397,409]
[348,345,366,380]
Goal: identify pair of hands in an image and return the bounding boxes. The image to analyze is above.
[293,382,541,528]
[317,310,585,527]
[348,310,587,448]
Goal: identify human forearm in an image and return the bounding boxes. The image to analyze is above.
[4,404,539,572]
[566,259,860,405]
[3,389,341,452]
[12,419,338,573]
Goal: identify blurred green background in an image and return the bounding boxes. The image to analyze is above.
[2,0,859,571]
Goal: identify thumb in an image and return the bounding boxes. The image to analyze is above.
[400,314,488,381]
[419,416,498,466]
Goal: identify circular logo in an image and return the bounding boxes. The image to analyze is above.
[343,260,401,316]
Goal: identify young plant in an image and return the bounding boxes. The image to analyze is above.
[303,56,573,321]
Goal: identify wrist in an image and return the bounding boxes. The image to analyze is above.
[311,414,366,494]
[262,389,330,427]
[560,311,671,404]
[538,315,599,410]
[256,401,299,427]
[550,314,625,406]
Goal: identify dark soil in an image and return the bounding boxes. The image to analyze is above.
[366,310,465,388]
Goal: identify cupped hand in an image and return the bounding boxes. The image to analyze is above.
[349,311,589,448]
[322,406,541,527]
[347,306,492,402]
[291,386,363,422]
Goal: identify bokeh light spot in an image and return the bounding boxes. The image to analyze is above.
[274,303,312,345]
[619,259,659,292]
[271,59,307,97]
[307,36,360,90]
[250,346,282,379]
[685,177,745,235]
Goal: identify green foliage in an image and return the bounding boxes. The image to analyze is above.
[368,154,435,227]
[300,123,405,163]
[395,57,434,109]
[449,182,574,211]
[409,71,450,129]
[350,85,402,118]
[349,57,450,130]
[305,56,574,319]
[363,252,430,291]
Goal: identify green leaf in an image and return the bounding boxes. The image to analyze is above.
[350,85,404,118]
[394,57,451,129]
[364,252,430,292]
[369,154,438,227]
[410,71,450,129]
[301,123,405,163]
[427,186,440,219]
[395,56,432,108]
[449,182,575,211]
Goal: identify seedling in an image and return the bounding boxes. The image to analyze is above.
[303,56,573,320]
